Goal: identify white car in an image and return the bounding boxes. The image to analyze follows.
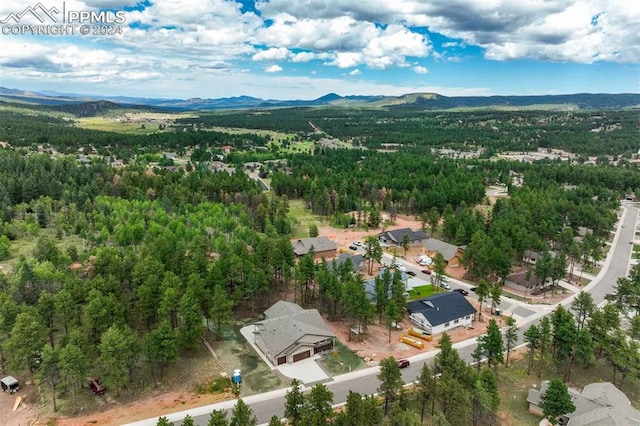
[439,282,451,290]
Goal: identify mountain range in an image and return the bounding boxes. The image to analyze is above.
[1,87,639,112]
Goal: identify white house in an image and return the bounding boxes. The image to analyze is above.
[406,292,476,335]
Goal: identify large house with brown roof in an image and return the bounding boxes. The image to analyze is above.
[291,236,337,260]
[253,301,335,366]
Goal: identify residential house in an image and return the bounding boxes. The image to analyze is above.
[328,252,365,273]
[243,161,263,170]
[210,161,236,174]
[424,238,465,267]
[291,236,337,260]
[364,267,408,300]
[378,228,428,247]
[523,249,556,264]
[406,292,476,335]
[253,301,335,366]
[527,381,640,425]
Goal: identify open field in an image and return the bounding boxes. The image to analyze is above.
[289,199,329,237]
[76,117,169,134]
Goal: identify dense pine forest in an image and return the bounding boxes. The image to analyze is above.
[0,100,639,423]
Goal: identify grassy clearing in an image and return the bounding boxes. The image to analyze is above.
[76,117,168,134]
[289,199,329,238]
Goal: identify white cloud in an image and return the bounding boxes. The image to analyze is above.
[255,0,640,64]
[265,64,283,73]
[349,69,361,75]
[252,47,290,61]
[413,66,428,74]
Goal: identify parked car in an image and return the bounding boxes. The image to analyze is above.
[453,288,469,296]
[348,245,358,250]
[397,359,410,369]
[439,282,451,290]
[353,241,362,246]
[89,378,106,395]
[406,270,416,276]
[470,287,478,292]
[421,269,432,275]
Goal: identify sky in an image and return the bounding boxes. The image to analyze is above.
[0,0,639,100]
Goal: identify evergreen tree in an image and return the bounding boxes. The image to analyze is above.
[284,379,306,426]
[378,356,403,415]
[504,316,519,367]
[207,410,228,426]
[540,379,575,425]
[230,399,257,426]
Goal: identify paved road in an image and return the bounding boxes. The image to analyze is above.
[126,205,638,426]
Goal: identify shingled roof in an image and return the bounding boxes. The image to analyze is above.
[254,303,335,358]
[379,228,428,244]
[528,381,640,426]
[406,292,476,327]
[291,236,337,256]
[424,238,463,261]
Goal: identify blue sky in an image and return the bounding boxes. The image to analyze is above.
[0,0,639,100]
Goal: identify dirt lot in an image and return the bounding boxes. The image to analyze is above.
[2,380,39,426]
[324,298,496,365]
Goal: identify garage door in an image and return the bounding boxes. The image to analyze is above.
[292,350,311,362]
[277,356,287,365]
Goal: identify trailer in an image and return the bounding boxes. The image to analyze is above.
[1,376,19,393]
[408,327,433,341]
[400,335,425,349]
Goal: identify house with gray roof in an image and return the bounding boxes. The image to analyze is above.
[378,228,428,247]
[364,268,408,300]
[406,292,476,335]
[424,238,465,267]
[291,236,337,259]
[527,381,640,425]
[253,301,335,366]
[328,253,365,273]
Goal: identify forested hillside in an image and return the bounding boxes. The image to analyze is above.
[0,101,638,419]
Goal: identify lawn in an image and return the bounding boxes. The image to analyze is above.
[318,340,365,375]
[407,285,437,299]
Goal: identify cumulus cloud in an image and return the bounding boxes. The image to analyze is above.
[265,64,282,72]
[349,69,361,75]
[252,47,290,61]
[255,0,640,64]
[413,66,428,74]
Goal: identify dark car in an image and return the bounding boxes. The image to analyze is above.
[89,378,106,395]
[470,287,477,292]
[397,359,410,369]
[453,288,469,296]
[406,270,416,276]
[348,245,358,250]
[421,269,432,275]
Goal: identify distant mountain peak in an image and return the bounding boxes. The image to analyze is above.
[315,93,342,102]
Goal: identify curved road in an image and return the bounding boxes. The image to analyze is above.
[127,204,638,426]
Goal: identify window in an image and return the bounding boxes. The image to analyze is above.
[444,322,450,327]
[454,319,459,324]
